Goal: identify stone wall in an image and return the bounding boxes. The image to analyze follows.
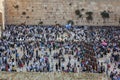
[0,12,2,37]
[0,0,3,25]
[5,0,120,26]
[0,0,5,30]
[0,13,2,25]
[0,0,4,12]
[0,72,109,80]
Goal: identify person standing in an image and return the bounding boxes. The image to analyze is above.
[55,63,58,71]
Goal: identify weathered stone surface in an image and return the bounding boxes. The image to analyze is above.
[0,0,4,25]
[0,13,2,25]
[0,72,109,80]
[4,0,120,26]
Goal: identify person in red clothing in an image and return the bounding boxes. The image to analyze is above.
[107,64,111,70]
[5,64,9,71]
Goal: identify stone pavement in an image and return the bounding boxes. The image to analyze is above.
[0,72,109,80]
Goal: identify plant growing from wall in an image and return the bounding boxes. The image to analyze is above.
[86,16,93,22]
[38,21,43,25]
[13,5,19,9]
[75,9,82,18]
[79,14,82,18]
[26,16,30,19]
[101,11,110,23]
[67,20,74,25]
[81,8,85,11]
[75,9,80,15]
[69,3,72,6]
[86,11,93,16]
[86,11,93,23]
[22,12,26,15]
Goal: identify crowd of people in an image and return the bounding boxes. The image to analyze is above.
[0,25,120,80]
